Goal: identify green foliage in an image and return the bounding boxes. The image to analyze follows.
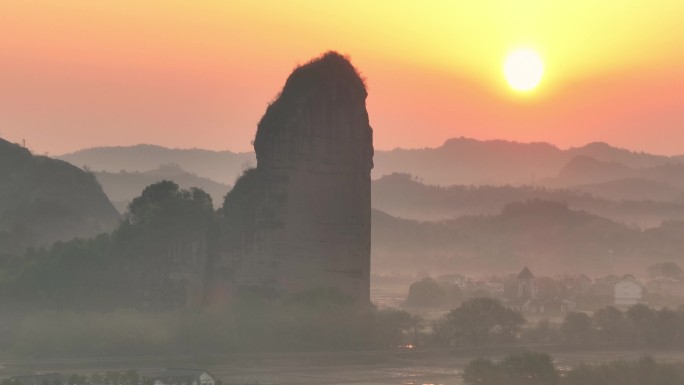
[463,358,500,385]
[4,181,217,310]
[11,310,177,358]
[404,277,447,307]
[563,356,682,385]
[126,180,213,231]
[560,312,593,344]
[522,319,560,344]
[593,306,629,342]
[463,352,558,385]
[465,354,682,385]
[6,234,117,309]
[434,298,524,347]
[5,302,414,358]
[539,304,684,348]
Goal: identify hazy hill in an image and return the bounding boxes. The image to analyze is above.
[371,173,684,227]
[373,137,683,185]
[374,137,564,185]
[94,163,231,212]
[554,155,634,185]
[565,141,673,169]
[570,178,682,202]
[371,201,684,275]
[59,138,684,187]
[0,139,120,255]
[542,155,684,200]
[58,144,255,184]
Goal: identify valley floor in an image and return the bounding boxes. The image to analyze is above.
[3,348,684,385]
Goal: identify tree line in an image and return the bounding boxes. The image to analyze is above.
[463,352,683,385]
[427,298,684,349]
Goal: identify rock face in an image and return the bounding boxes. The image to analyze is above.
[0,138,120,255]
[220,52,373,301]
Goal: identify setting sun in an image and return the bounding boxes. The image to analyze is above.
[504,48,544,92]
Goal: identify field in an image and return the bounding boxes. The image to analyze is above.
[3,348,684,385]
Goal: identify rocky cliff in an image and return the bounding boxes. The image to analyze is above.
[0,139,120,255]
[218,52,374,301]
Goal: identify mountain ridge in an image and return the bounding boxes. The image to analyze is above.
[58,137,684,187]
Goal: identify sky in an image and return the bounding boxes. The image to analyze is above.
[1,1,684,155]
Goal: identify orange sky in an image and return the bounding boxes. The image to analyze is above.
[1,1,683,155]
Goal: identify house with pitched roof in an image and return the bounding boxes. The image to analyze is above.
[147,369,215,385]
[614,275,644,306]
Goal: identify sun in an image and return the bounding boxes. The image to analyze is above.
[504,48,544,92]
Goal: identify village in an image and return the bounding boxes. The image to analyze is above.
[372,261,684,316]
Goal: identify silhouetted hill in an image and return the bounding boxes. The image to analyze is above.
[566,141,673,168]
[58,144,255,184]
[374,137,683,185]
[373,137,563,185]
[642,163,684,188]
[570,178,682,202]
[372,201,684,275]
[554,155,634,185]
[371,173,684,227]
[93,163,231,212]
[0,139,120,255]
[543,155,684,199]
[59,138,684,187]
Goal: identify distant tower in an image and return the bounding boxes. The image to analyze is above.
[517,266,537,299]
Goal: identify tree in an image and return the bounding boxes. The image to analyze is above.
[626,303,656,345]
[563,355,682,385]
[463,358,500,385]
[409,314,426,345]
[463,352,558,385]
[500,352,558,385]
[653,307,679,347]
[523,319,560,344]
[115,181,216,308]
[592,306,628,343]
[372,308,413,347]
[561,312,593,344]
[404,277,446,307]
[647,262,683,279]
[434,298,524,347]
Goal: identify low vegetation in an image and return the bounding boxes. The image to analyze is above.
[463,353,684,385]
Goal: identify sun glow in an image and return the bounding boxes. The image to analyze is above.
[504,49,544,92]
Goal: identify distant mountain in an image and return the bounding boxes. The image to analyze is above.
[59,138,684,187]
[374,137,564,185]
[371,173,684,227]
[58,144,255,184]
[93,163,231,213]
[373,137,683,186]
[542,155,684,199]
[565,142,674,169]
[371,201,684,275]
[0,139,120,255]
[554,155,634,185]
[570,178,682,202]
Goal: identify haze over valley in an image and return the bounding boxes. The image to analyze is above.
[3,2,684,383]
[38,137,684,278]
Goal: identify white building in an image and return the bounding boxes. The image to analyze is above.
[149,369,216,385]
[614,276,644,306]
